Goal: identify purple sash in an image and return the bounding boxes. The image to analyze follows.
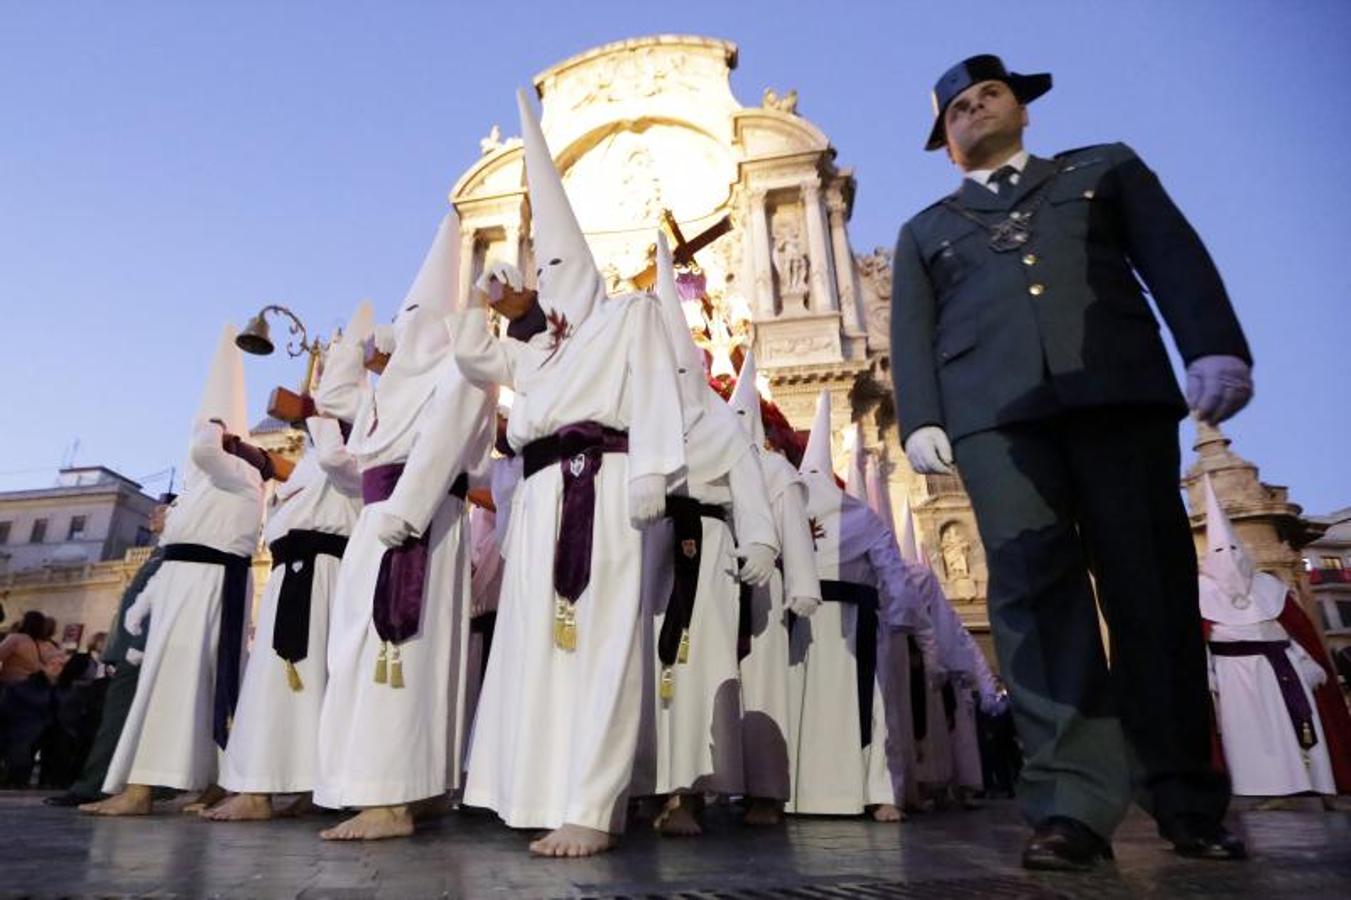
[522,422,629,603]
[363,463,468,645]
[1210,639,1318,750]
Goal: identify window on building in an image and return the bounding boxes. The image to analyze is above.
[1337,600,1351,632]
[0,521,10,545]
[1321,556,1345,571]
[30,518,48,543]
[67,515,87,541]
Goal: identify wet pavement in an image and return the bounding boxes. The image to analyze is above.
[1,792,1349,898]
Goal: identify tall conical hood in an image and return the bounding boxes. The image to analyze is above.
[517,88,606,328]
[1198,474,1286,622]
[898,496,922,565]
[799,389,835,481]
[197,324,249,438]
[655,232,709,421]
[728,349,766,448]
[865,452,897,533]
[386,211,460,381]
[343,300,375,347]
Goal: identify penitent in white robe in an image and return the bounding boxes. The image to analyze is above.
[1209,619,1337,797]
[456,297,685,833]
[219,423,361,795]
[104,423,264,793]
[738,452,820,802]
[787,493,931,815]
[313,333,493,809]
[633,444,778,798]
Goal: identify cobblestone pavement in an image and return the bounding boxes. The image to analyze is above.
[2,792,1349,898]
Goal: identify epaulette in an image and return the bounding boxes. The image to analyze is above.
[1054,143,1113,160]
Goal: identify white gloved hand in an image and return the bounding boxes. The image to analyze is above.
[123,591,154,637]
[1295,652,1328,689]
[372,323,397,356]
[627,474,668,529]
[787,594,821,618]
[904,425,954,475]
[734,543,777,587]
[475,260,525,297]
[376,512,415,548]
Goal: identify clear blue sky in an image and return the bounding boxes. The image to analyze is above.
[2,1,1347,512]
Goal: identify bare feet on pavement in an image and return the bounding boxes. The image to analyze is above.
[654,793,703,837]
[529,823,615,857]
[202,792,273,821]
[179,784,227,814]
[320,805,415,841]
[79,784,153,816]
[743,797,784,827]
[871,803,905,822]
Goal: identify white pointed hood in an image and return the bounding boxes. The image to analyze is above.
[385,211,459,381]
[799,389,836,485]
[518,88,607,330]
[898,497,924,566]
[655,231,749,486]
[1199,474,1286,623]
[865,452,897,533]
[728,350,767,448]
[197,324,250,439]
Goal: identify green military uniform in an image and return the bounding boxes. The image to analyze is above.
[891,142,1249,839]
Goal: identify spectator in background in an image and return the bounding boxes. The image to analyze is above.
[0,612,64,687]
[1,653,67,787]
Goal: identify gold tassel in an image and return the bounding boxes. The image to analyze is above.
[374,642,388,684]
[389,645,405,689]
[561,603,577,651]
[659,666,674,701]
[677,628,691,664]
[554,599,567,648]
[285,659,304,692]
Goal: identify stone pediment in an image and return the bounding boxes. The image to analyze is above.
[733,108,831,161]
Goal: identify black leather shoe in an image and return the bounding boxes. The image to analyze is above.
[1022,816,1114,872]
[1163,817,1248,861]
[44,792,102,807]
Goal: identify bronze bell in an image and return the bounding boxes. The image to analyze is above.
[236,313,275,355]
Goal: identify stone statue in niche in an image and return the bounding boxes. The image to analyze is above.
[772,220,809,313]
[855,247,894,347]
[762,87,799,115]
[940,521,978,600]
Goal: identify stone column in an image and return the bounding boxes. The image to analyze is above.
[802,181,836,313]
[827,190,863,335]
[503,223,522,268]
[748,189,775,317]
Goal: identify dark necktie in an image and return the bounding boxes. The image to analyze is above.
[989,165,1018,193]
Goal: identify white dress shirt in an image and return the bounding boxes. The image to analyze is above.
[964,149,1030,192]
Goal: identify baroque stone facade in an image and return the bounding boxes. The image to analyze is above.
[449,35,991,633]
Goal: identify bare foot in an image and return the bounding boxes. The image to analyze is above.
[320,805,414,841]
[179,784,227,815]
[202,792,273,821]
[1254,797,1293,812]
[743,797,784,827]
[409,792,453,821]
[276,793,314,819]
[871,803,904,823]
[653,794,703,837]
[529,823,614,857]
[79,784,153,817]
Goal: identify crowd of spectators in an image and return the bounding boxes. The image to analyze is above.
[0,608,110,788]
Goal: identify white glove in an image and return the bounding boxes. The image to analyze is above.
[123,591,154,637]
[475,260,525,297]
[1294,650,1328,689]
[904,425,954,475]
[376,512,415,548]
[787,595,821,617]
[734,543,777,587]
[627,474,668,529]
[372,323,397,356]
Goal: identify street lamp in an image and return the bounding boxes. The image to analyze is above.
[235,304,328,394]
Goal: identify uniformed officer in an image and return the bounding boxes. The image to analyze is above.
[890,55,1252,871]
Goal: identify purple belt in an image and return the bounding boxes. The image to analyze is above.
[521,422,628,603]
[1210,640,1318,750]
[362,463,468,645]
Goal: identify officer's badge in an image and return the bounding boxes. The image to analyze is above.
[569,453,586,477]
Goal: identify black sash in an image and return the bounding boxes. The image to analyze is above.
[161,542,251,749]
[908,634,928,742]
[268,529,348,666]
[657,495,728,669]
[820,578,880,747]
